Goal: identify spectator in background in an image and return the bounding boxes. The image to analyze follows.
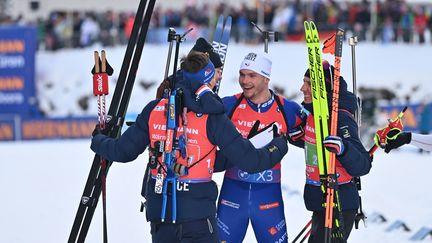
[418,101,431,153]
[80,13,100,47]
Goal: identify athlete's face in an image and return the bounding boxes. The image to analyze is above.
[238,69,270,103]
[207,68,221,89]
[301,76,312,104]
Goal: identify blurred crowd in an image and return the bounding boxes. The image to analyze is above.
[2,0,432,51]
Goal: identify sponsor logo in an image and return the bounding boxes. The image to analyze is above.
[268,226,278,236]
[153,124,199,135]
[238,170,250,179]
[204,68,213,76]
[0,123,13,140]
[340,125,351,138]
[245,53,257,61]
[261,70,270,77]
[97,74,103,92]
[0,56,25,69]
[239,104,246,109]
[154,105,164,111]
[0,40,25,53]
[259,202,280,211]
[0,77,24,90]
[81,196,90,205]
[275,232,287,243]
[305,125,315,133]
[220,199,240,209]
[275,219,286,231]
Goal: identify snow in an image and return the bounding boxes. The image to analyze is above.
[1,140,431,242]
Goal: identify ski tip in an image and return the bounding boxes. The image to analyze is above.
[303,21,310,30]
[310,21,317,30]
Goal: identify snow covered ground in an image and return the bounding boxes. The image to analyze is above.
[1,140,431,242]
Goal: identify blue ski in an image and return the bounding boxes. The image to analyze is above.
[211,15,232,94]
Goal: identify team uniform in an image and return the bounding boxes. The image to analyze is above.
[298,76,372,242]
[91,74,288,243]
[216,91,303,243]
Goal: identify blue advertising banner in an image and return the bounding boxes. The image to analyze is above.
[0,26,37,116]
[21,116,96,140]
[0,116,97,141]
[379,103,432,132]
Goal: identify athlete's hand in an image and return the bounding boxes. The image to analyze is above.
[323,135,345,156]
[384,131,411,153]
[92,116,116,137]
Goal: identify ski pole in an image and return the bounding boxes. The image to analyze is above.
[322,28,346,243]
[92,50,110,243]
[251,21,279,53]
[292,220,312,243]
[348,36,361,129]
[348,35,368,229]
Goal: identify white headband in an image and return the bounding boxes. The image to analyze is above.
[240,52,272,79]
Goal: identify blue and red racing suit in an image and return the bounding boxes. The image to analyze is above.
[216,92,303,243]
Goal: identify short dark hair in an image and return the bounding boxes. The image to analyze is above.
[180,51,210,73]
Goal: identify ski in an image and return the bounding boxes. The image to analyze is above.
[211,15,232,94]
[304,21,348,243]
[68,0,156,242]
[322,28,346,242]
[304,20,330,196]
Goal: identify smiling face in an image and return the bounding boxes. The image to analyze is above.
[301,76,312,104]
[239,69,270,104]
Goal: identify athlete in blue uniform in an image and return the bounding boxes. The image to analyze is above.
[215,52,304,243]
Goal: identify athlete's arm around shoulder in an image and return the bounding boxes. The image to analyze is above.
[206,112,288,173]
[221,95,239,114]
[90,100,157,162]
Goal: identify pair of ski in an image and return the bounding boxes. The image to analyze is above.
[68,0,156,242]
[294,21,346,243]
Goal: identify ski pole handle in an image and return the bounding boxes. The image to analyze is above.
[93,51,109,96]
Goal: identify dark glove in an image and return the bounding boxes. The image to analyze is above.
[92,116,116,137]
[323,135,345,156]
[384,131,412,153]
[266,135,288,156]
[247,120,278,139]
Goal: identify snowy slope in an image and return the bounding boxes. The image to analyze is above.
[1,140,431,243]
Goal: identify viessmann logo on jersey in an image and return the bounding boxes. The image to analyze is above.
[152,123,199,135]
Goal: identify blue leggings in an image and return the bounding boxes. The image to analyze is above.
[217,177,288,243]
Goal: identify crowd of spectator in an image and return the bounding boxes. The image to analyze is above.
[2,0,432,51]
